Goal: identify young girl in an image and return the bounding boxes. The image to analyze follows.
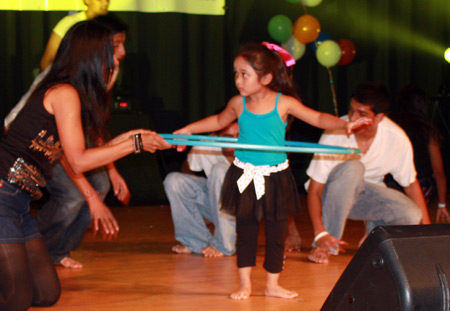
[174,42,371,300]
[0,20,170,310]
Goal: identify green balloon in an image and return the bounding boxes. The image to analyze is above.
[316,40,342,67]
[267,15,293,43]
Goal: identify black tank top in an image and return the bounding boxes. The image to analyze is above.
[0,87,62,181]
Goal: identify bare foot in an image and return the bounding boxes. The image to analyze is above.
[172,244,192,254]
[59,257,83,269]
[308,247,329,263]
[285,235,301,252]
[201,245,224,258]
[230,286,251,300]
[265,285,298,299]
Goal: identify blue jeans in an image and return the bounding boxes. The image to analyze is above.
[36,162,110,262]
[163,162,236,255]
[0,179,40,243]
[321,161,422,239]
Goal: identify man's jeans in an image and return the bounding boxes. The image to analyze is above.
[36,162,110,262]
[163,162,236,255]
[322,161,422,240]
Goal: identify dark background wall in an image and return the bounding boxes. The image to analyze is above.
[1,0,449,203]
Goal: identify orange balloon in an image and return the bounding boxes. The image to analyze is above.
[293,15,321,44]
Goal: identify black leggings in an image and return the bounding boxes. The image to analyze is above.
[0,238,61,311]
[236,217,288,274]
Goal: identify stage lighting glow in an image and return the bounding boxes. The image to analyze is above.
[445,48,450,63]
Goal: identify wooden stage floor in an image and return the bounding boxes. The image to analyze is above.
[30,203,367,311]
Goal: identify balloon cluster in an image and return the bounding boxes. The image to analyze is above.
[267,0,356,67]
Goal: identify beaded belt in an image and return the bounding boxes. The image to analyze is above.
[6,157,46,200]
[233,157,289,200]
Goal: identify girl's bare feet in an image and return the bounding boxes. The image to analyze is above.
[265,272,298,299]
[265,284,298,299]
[230,286,252,300]
[59,257,83,269]
[172,244,192,254]
[201,245,224,258]
[231,267,252,300]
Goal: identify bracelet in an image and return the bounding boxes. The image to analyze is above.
[85,192,98,201]
[133,133,143,154]
[313,231,329,244]
[438,203,446,208]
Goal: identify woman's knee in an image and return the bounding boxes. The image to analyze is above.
[0,279,33,311]
[32,287,61,307]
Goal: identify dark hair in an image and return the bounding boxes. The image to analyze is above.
[391,84,439,142]
[93,13,128,35]
[395,84,428,117]
[236,42,299,100]
[35,20,114,144]
[351,81,389,114]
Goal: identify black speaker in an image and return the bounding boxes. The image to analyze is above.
[321,224,450,311]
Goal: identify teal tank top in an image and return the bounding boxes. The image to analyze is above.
[235,93,287,166]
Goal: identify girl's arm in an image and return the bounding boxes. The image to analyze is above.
[283,96,372,133]
[45,84,171,174]
[174,96,241,135]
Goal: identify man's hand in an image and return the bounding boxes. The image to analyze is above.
[316,233,348,255]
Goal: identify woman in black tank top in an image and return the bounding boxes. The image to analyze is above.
[0,20,170,310]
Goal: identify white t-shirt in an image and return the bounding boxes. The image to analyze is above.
[305,116,416,190]
[187,146,229,178]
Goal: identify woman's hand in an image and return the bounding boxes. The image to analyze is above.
[88,195,119,240]
[141,131,171,153]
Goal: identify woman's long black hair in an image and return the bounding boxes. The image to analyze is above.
[34,20,115,145]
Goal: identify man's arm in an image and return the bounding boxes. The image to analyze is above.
[307,179,327,237]
[403,179,431,224]
[307,179,348,252]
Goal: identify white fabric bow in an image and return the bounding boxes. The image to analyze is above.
[234,158,289,200]
[237,162,271,200]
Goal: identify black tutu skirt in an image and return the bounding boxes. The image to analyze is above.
[220,163,301,221]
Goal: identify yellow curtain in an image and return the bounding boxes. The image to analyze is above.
[0,0,226,15]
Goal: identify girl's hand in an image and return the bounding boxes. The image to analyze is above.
[346,117,373,134]
[172,128,192,152]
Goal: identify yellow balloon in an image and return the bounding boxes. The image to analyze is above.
[301,0,323,7]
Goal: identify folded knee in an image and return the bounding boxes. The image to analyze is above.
[32,285,61,307]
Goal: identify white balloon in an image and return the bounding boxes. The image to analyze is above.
[282,35,306,60]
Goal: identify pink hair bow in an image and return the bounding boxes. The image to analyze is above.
[262,42,296,67]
